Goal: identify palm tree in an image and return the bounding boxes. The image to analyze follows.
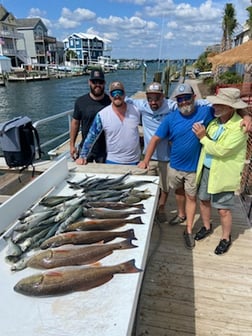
[221,3,238,52]
[246,4,252,39]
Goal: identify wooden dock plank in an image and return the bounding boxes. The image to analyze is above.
[133,192,252,336]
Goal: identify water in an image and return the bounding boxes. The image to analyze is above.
[0,63,176,152]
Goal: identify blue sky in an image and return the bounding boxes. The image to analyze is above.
[1,0,251,60]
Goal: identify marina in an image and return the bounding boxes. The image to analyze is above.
[0,68,251,335]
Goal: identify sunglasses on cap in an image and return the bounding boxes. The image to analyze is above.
[176,94,193,104]
[90,79,105,85]
[110,89,124,97]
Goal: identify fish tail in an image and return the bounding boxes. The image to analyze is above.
[118,259,142,273]
[123,228,137,240]
[130,216,144,224]
[118,238,138,249]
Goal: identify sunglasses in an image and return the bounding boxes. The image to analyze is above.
[91,79,105,85]
[176,94,193,104]
[110,89,124,97]
[147,95,161,102]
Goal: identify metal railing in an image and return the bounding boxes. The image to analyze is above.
[33,109,73,152]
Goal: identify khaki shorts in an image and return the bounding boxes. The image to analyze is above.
[147,160,169,193]
[168,165,197,196]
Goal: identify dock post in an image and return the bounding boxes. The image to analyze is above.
[153,72,162,83]
[142,62,147,89]
[163,60,170,98]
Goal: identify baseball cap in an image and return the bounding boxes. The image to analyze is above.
[109,81,125,92]
[173,83,194,97]
[90,69,105,81]
[146,82,163,94]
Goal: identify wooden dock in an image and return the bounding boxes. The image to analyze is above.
[133,191,252,336]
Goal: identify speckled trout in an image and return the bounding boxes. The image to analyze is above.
[14,259,142,296]
[40,229,136,249]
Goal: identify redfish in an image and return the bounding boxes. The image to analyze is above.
[26,239,137,269]
[86,201,144,210]
[82,207,144,219]
[66,216,144,231]
[40,229,136,249]
[14,259,142,296]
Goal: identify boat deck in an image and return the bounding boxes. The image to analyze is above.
[133,191,252,335]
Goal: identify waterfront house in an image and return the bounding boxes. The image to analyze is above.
[16,18,64,66]
[0,4,28,67]
[63,32,112,66]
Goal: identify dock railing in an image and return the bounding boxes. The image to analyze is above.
[33,109,73,156]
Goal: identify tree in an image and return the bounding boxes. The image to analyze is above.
[246,5,252,39]
[65,49,77,62]
[194,51,212,72]
[221,3,238,52]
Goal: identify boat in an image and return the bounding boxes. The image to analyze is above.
[0,79,252,335]
[87,56,118,72]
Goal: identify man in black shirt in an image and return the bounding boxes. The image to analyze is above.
[70,69,111,162]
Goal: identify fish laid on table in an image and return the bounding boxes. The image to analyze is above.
[86,201,144,210]
[14,259,142,296]
[14,239,137,271]
[39,194,78,207]
[82,207,144,219]
[66,216,144,231]
[40,228,136,249]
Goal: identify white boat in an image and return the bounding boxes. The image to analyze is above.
[87,56,118,72]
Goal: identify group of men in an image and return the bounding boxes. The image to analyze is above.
[70,69,251,255]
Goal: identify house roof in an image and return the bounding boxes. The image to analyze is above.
[16,18,47,31]
[208,40,252,70]
[64,32,111,44]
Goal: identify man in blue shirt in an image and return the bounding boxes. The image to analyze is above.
[138,83,215,249]
[127,82,210,223]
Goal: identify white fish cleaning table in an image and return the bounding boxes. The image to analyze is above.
[0,158,159,336]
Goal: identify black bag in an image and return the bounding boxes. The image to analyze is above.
[0,116,43,172]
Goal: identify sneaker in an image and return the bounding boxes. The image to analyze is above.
[183,231,195,249]
[194,224,213,241]
[214,236,231,255]
[169,215,186,226]
[156,210,168,223]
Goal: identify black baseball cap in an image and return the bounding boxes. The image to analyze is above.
[90,69,105,81]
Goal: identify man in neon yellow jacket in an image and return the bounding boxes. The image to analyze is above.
[192,88,248,255]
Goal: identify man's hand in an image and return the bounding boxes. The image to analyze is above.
[70,146,78,160]
[75,157,87,165]
[240,115,252,133]
[138,160,149,169]
[192,122,206,139]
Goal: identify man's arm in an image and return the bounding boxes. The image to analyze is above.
[138,135,161,169]
[70,118,80,159]
[76,114,103,165]
[236,108,252,133]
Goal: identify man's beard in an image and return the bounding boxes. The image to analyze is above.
[91,86,104,97]
[179,104,194,115]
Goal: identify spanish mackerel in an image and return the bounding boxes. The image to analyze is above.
[14,259,142,296]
